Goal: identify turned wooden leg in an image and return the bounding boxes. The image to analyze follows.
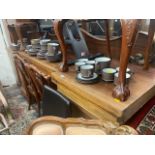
[53,20,69,72]
[112,20,139,101]
[104,19,112,58]
[143,19,155,70]
[15,24,25,51]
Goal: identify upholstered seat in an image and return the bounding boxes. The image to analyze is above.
[65,126,106,135]
[31,122,63,135]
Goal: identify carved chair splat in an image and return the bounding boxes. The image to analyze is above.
[14,55,40,110]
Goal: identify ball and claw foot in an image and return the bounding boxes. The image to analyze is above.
[112,84,130,102]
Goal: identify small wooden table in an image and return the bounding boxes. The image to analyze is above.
[17,52,155,124]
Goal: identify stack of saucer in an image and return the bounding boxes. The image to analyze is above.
[31,39,40,50]
[36,39,50,59]
[40,39,51,52]
[37,51,46,59]
[75,59,99,84]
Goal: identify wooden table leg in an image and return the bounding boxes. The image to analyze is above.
[104,19,112,59]
[112,20,139,101]
[53,20,69,72]
[15,24,25,51]
[143,19,155,70]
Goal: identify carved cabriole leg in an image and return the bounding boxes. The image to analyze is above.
[15,24,25,51]
[53,20,69,72]
[104,19,112,59]
[112,20,139,101]
[143,19,155,70]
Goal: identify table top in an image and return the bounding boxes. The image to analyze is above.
[18,52,155,124]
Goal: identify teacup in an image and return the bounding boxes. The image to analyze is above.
[86,60,96,68]
[47,43,59,56]
[80,65,94,78]
[31,39,40,49]
[26,45,32,50]
[95,57,111,73]
[75,61,86,72]
[40,39,51,51]
[114,72,131,85]
[102,68,116,81]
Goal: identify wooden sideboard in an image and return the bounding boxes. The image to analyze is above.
[16,52,155,124]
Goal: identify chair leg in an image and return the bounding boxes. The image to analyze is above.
[0,113,9,134]
[143,19,155,70]
[15,25,25,51]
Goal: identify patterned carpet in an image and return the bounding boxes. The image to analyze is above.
[0,85,38,135]
[136,105,155,134]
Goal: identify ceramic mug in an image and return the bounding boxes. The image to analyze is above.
[40,39,51,51]
[47,43,59,56]
[31,39,40,49]
[95,57,111,74]
[86,60,96,68]
[102,68,116,81]
[80,65,94,78]
[75,61,86,72]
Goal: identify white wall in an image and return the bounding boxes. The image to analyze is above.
[0,19,17,86]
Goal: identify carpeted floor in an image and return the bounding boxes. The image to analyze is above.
[126,95,155,135]
[0,85,38,135]
[136,105,155,134]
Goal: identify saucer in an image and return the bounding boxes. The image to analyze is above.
[37,52,46,59]
[45,51,62,62]
[28,48,39,53]
[76,73,99,84]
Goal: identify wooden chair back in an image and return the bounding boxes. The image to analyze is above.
[25,64,52,101]
[14,55,39,110]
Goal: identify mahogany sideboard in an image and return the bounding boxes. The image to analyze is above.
[16,52,155,124]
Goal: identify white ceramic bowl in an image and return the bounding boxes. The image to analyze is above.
[102,68,116,81]
[114,73,131,85]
